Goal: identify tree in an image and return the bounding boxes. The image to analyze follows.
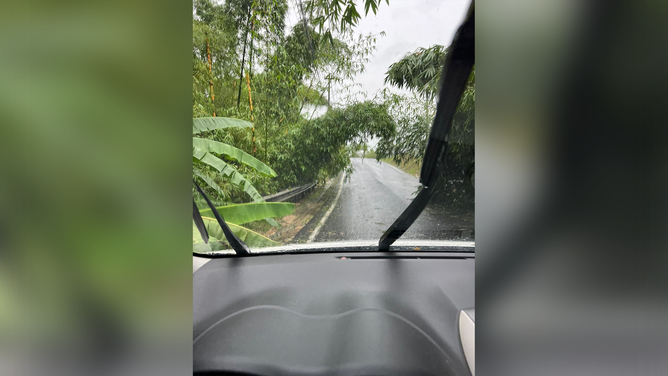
[269,101,395,186]
[384,45,448,99]
[378,45,475,209]
[192,117,294,249]
[375,90,433,164]
[192,0,389,197]
[305,0,389,34]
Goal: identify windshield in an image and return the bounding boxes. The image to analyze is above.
[193,0,474,255]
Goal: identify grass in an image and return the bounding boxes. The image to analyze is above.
[379,158,421,177]
[361,149,421,176]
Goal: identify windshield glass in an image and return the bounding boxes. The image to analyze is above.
[193,0,474,254]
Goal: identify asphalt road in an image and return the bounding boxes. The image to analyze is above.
[313,158,474,242]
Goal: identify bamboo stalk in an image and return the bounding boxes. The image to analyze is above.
[248,19,255,80]
[206,37,215,117]
[245,73,254,118]
[236,20,249,108]
[246,72,255,155]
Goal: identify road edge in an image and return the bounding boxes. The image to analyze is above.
[307,172,345,243]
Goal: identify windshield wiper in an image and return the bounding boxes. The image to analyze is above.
[193,199,209,243]
[193,180,250,256]
[379,3,474,251]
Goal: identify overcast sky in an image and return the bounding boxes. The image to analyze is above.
[286,0,470,103]
[353,0,469,95]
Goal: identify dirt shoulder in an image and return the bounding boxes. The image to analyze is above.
[243,174,342,244]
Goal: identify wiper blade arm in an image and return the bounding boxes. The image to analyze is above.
[379,181,439,251]
[193,199,209,243]
[193,180,250,255]
[379,3,474,251]
[420,4,474,187]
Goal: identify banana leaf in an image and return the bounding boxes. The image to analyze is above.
[193,167,226,200]
[199,202,295,226]
[193,221,207,244]
[193,223,233,252]
[193,137,277,177]
[194,195,229,210]
[193,147,263,202]
[193,117,252,134]
[193,221,212,253]
[202,217,280,248]
[265,217,280,228]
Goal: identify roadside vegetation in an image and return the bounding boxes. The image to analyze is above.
[192,0,474,247]
[376,45,475,210]
[380,157,421,177]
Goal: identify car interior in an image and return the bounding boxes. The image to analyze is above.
[193,4,475,375]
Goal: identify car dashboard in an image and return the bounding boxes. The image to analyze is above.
[193,243,475,376]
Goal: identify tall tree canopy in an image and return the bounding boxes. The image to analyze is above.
[377,44,475,209]
[192,0,393,200]
[384,45,448,96]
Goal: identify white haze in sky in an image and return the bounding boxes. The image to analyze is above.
[353,0,469,96]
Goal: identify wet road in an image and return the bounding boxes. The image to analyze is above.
[313,158,473,242]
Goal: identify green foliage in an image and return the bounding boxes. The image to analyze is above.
[192,115,292,248]
[384,45,448,96]
[269,101,395,186]
[193,117,252,134]
[379,46,475,209]
[375,91,433,164]
[305,0,389,34]
[199,202,295,226]
[192,0,387,197]
[193,166,227,200]
[379,47,475,173]
[363,147,377,159]
[298,84,328,105]
[190,0,476,241]
[193,146,265,202]
[195,201,294,250]
[200,217,281,248]
[193,138,277,177]
[193,114,277,204]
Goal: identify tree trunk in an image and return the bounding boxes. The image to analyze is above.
[248,20,255,80]
[236,12,252,108]
[207,37,215,117]
[245,72,255,156]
